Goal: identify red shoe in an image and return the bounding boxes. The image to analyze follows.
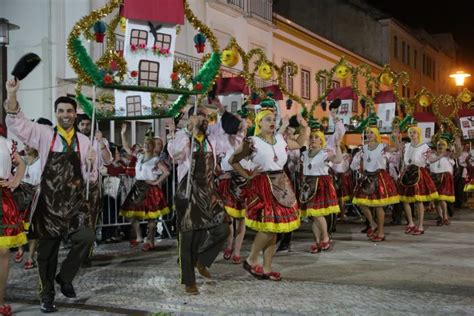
[262,271,282,281]
[371,235,385,242]
[243,260,264,279]
[309,243,320,253]
[130,240,139,248]
[319,240,332,251]
[231,255,241,264]
[405,225,416,234]
[223,248,232,260]
[366,228,376,238]
[14,250,24,263]
[142,243,154,251]
[411,227,425,235]
[0,304,12,316]
[24,259,35,270]
[443,219,450,225]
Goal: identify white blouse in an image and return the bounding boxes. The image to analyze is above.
[363,144,387,172]
[302,149,331,176]
[331,153,350,173]
[0,137,13,179]
[134,154,161,181]
[429,156,454,174]
[22,158,42,186]
[249,133,288,172]
[404,143,430,168]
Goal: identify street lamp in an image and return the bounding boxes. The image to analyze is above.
[449,71,471,87]
[0,18,20,136]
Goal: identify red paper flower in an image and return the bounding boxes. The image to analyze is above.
[130,44,137,52]
[152,45,158,51]
[170,72,178,81]
[104,74,113,84]
[139,43,146,49]
[130,70,138,78]
[194,82,203,91]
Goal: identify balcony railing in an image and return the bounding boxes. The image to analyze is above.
[227,0,244,10]
[247,0,273,22]
[220,0,272,23]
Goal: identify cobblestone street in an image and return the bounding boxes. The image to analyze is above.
[6,209,474,315]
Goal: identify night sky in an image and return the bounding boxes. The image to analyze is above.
[366,0,474,76]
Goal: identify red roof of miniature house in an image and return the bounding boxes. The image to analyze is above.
[216,77,249,95]
[459,109,474,117]
[327,87,358,101]
[413,112,436,122]
[374,90,396,104]
[251,85,283,104]
[122,0,185,25]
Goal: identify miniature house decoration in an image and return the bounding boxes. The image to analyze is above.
[326,87,357,132]
[114,0,184,116]
[216,77,249,114]
[413,112,437,143]
[374,90,396,133]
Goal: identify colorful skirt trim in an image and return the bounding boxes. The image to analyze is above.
[243,172,300,233]
[300,175,340,217]
[1,187,27,249]
[431,172,455,203]
[353,170,400,207]
[399,167,439,203]
[218,177,245,219]
[119,181,169,220]
[464,179,474,192]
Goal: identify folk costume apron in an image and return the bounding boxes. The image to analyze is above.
[31,132,87,239]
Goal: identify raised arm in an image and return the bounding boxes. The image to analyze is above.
[286,110,309,150]
[120,123,132,155]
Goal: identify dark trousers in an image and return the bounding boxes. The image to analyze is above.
[178,223,228,286]
[391,203,403,223]
[277,232,292,248]
[37,227,95,303]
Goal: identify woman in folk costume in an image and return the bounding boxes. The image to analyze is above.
[352,115,400,242]
[217,105,250,264]
[300,118,342,252]
[429,133,461,225]
[398,117,439,235]
[330,142,352,221]
[464,150,474,192]
[119,124,170,251]
[0,129,27,316]
[230,100,308,281]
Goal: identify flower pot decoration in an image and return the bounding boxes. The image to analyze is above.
[93,20,107,43]
[194,32,206,53]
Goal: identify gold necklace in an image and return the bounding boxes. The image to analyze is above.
[307,149,321,170]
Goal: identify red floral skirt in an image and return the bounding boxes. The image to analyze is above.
[120,181,169,220]
[243,173,300,233]
[399,167,438,203]
[300,175,340,217]
[353,170,400,207]
[218,178,245,219]
[0,187,27,249]
[431,172,455,202]
[335,172,353,202]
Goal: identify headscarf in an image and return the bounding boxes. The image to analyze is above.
[367,127,382,144]
[254,109,274,136]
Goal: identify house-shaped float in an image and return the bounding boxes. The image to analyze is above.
[115,0,184,116]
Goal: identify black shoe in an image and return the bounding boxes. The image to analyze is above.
[276,245,290,253]
[40,302,58,313]
[81,258,92,268]
[390,220,402,225]
[360,226,369,233]
[55,275,76,298]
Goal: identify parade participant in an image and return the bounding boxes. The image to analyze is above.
[217,107,249,264]
[300,118,342,252]
[429,134,461,225]
[13,118,52,270]
[168,105,229,295]
[119,124,169,251]
[0,128,26,316]
[330,142,352,221]
[387,118,403,225]
[464,150,474,192]
[399,119,439,235]
[352,118,400,242]
[5,79,97,313]
[230,102,308,281]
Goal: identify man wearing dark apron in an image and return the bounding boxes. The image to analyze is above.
[169,108,228,295]
[5,79,96,313]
